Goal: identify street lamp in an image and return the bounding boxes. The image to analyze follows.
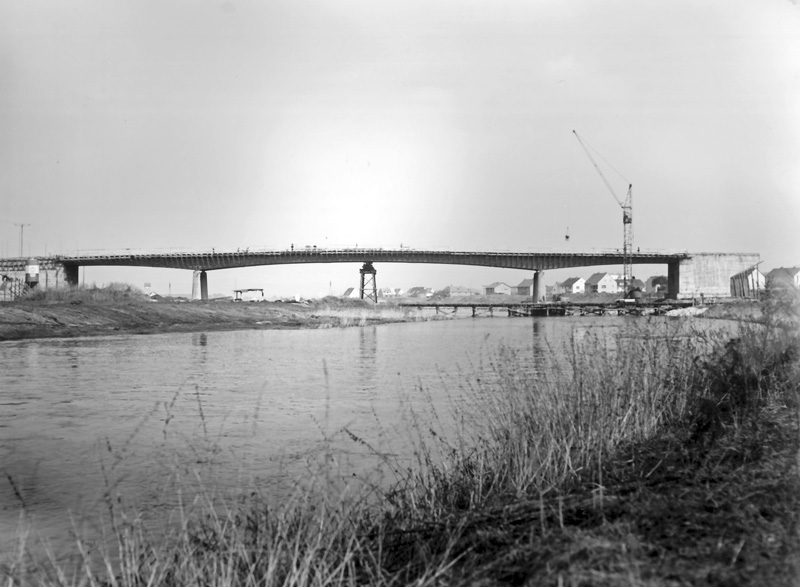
[14,223,30,257]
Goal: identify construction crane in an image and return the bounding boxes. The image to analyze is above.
[572,130,633,295]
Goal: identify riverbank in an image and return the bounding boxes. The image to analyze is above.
[0,284,774,342]
[0,288,429,341]
[2,289,798,585]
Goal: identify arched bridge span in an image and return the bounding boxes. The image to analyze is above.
[2,248,692,300]
[51,248,686,271]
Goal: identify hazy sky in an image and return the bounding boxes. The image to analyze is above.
[2,0,799,296]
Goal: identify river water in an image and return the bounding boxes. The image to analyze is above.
[0,315,674,557]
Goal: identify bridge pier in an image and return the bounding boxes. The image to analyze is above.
[667,261,680,300]
[359,262,377,303]
[192,270,209,301]
[63,263,80,286]
[532,270,543,302]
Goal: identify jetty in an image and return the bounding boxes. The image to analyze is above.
[397,300,697,317]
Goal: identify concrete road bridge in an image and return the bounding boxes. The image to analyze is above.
[0,248,759,301]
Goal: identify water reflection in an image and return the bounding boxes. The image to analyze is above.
[1,316,643,559]
[192,332,208,364]
[356,326,378,397]
[531,319,547,373]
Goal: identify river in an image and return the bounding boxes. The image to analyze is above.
[0,315,674,558]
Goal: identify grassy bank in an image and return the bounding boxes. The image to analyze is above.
[3,291,798,585]
[0,287,436,340]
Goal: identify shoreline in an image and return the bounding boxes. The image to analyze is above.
[0,296,771,342]
[0,299,428,342]
[2,291,798,585]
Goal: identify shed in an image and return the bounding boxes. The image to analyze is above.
[731,266,765,298]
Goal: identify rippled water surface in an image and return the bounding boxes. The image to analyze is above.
[1,315,645,555]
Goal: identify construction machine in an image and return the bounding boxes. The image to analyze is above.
[572,130,633,294]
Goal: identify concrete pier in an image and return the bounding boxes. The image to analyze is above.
[191,270,209,301]
[532,270,543,302]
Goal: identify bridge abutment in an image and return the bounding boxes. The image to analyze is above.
[669,253,760,300]
[192,270,209,301]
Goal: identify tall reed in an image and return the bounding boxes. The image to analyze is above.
[395,319,709,513]
[3,298,798,586]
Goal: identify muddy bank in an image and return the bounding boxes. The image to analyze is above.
[0,299,416,341]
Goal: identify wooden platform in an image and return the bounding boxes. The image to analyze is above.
[397,301,696,317]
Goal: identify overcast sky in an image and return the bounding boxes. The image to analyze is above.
[2,0,799,296]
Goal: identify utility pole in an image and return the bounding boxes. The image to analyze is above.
[14,223,30,258]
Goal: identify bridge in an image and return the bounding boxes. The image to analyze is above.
[0,248,758,301]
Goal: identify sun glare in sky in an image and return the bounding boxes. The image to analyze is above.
[2,0,798,296]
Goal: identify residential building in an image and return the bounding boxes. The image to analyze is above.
[646,276,668,293]
[514,278,534,296]
[614,276,644,294]
[585,272,618,294]
[483,282,512,295]
[448,285,478,297]
[628,278,646,292]
[406,286,433,298]
[765,267,800,289]
[555,277,586,295]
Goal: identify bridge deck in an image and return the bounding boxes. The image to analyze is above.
[0,248,689,272]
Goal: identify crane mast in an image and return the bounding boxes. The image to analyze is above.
[572,130,634,295]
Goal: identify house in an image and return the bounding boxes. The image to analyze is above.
[730,266,765,298]
[628,278,646,292]
[341,287,361,299]
[378,288,395,298]
[483,282,512,295]
[514,278,534,296]
[646,276,668,293]
[613,276,644,294]
[448,285,479,297]
[765,267,800,289]
[406,286,433,298]
[585,273,618,294]
[555,277,586,295]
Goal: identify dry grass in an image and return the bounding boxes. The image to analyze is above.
[23,283,148,304]
[2,289,798,586]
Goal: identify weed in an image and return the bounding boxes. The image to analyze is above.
[2,307,798,586]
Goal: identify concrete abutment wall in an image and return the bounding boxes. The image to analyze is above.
[673,253,760,299]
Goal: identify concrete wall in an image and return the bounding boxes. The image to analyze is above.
[0,266,70,290]
[676,253,761,299]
